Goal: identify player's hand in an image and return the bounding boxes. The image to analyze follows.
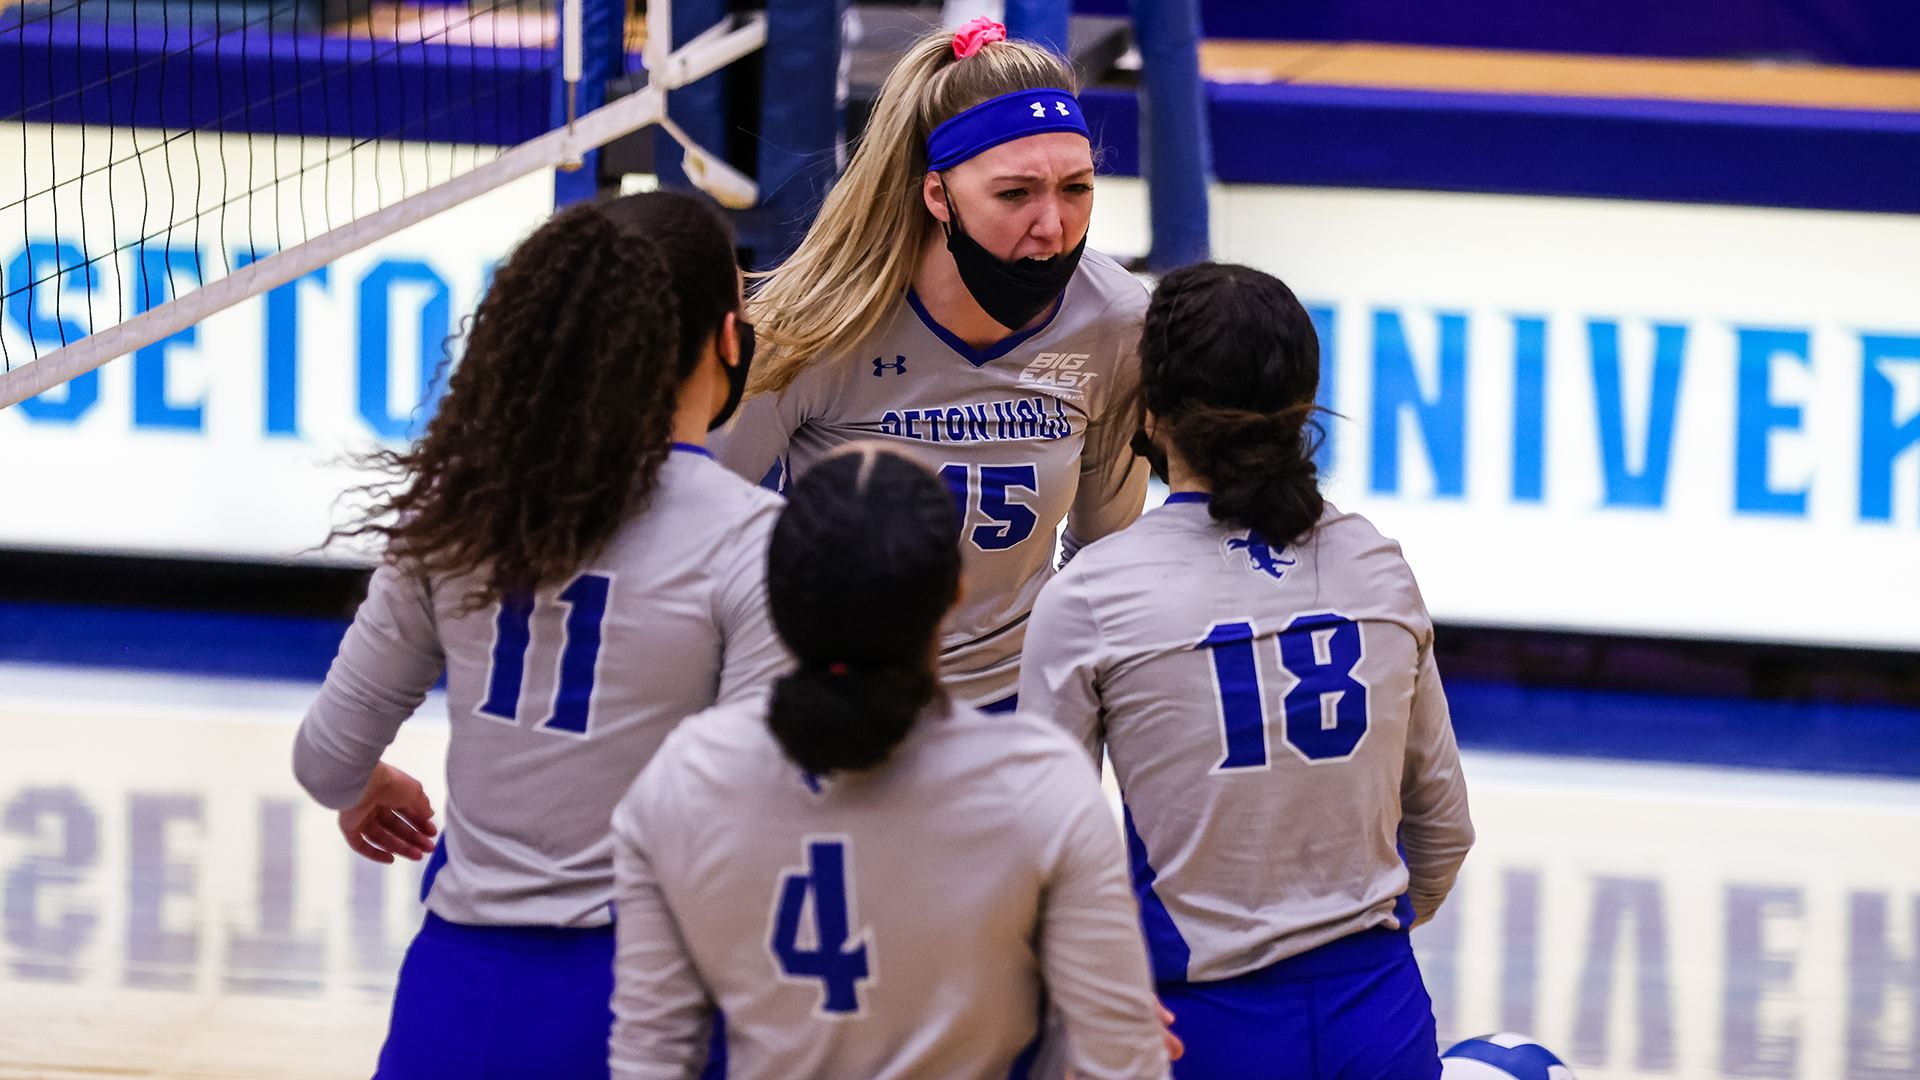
[339,762,437,864]
[1158,1001,1183,1062]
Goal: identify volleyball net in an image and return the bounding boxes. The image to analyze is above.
[0,0,765,409]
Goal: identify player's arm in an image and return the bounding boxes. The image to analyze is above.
[292,562,444,811]
[1017,572,1106,764]
[1030,762,1172,1080]
[711,502,796,707]
[707,387,798,489]
[1062,319,1149,563]
[610,786,715,1080]
[1398,637,1474,926]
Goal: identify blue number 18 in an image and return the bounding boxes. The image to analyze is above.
[1197,611,1369,769]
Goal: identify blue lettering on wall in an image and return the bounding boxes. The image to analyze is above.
[1589,320,1686,509]
[1307,304,1336,472]
[356,261,451,439]
[1370,309,1468,497]
[1734,327,1812,517]
[1859,334,1920,523]
[132,247,207,431]
[6,241,101,423]
[235,251,332,438]
[1511,316,1548,503]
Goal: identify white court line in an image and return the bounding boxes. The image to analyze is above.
[0,661,450,728]
[1461,748,1920,813]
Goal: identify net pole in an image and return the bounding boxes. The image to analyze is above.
[552,0,626,204]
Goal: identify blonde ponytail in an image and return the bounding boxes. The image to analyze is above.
[745,28,1077,397]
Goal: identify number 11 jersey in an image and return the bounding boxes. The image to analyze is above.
[292,447,789,928]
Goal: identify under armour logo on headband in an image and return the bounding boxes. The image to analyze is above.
[925,89,1090,172]
[953,17,1006,58]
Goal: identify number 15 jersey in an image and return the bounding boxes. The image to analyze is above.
[1018,495,1475,984]
[711,251,1150,707]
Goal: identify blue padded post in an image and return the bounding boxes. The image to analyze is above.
[749,0,846,268]
[1005,0,1070,58]
[1131,0,1211,269]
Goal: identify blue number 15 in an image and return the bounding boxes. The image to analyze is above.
[939,462,1039,551]
[1198,611,1370,769]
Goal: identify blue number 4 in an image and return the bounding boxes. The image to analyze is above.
[1198,612,1369,768]
[939,462,1039,551]
[771,839,872,1016]
[476,573,612,736]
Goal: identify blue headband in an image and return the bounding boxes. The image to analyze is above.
[925,89,1091,173]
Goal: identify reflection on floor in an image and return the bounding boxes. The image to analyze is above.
[0,664,1913,1080]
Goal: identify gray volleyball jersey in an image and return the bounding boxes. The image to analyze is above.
[1018,496,1474,984]
[608,698,1170,1080]
[293,448,789,928]
[712,251,1150,706]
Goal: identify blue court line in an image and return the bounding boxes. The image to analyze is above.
[0,601,349,683]
[1445,678,1920,780]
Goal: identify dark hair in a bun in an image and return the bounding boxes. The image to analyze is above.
[1141,262,1325,546]
[764,446,962,775]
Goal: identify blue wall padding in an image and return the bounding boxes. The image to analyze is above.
[9,20,1919,216]
[1074,0,1920,69]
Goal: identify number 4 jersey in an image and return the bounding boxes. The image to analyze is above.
[292,447,790,928]
[608,697,1170,1080]
[1017,495,1475,984]
[711,250,1150,707]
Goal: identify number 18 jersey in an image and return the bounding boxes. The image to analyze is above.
[1018,495,1475,984]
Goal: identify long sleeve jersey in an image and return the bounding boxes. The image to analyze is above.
[609,696,1170,1080]
[293,448,790,927]
[1018,495,1474,983]
[711,250,1150,706]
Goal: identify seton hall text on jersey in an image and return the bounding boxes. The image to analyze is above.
[878,395,1074,444]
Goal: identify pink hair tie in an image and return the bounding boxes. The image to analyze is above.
[952,17,1006,59]
[827,662,850,675]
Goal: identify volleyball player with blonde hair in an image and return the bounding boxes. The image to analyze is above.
[713,18,1150,711]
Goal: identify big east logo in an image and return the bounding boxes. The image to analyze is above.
[1019,352,1099,398]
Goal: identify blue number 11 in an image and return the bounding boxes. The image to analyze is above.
[477,573,612,735]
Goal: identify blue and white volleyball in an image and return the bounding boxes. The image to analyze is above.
[1440,1033,1576,1080]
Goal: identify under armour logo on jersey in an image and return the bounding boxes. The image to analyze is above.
[1226,532,1296,582]
[872,355,907,377]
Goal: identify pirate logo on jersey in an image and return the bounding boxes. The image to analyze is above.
[1225,531,1295,583]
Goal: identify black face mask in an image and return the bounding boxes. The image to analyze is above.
[709,319,755,431]
[943,190,1087,332]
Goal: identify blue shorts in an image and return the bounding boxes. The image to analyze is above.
[1157,927,1441,1080]
[376,912,729,1080]
[376,912,618,1080]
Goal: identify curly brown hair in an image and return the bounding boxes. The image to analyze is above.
[336,192,740,607]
